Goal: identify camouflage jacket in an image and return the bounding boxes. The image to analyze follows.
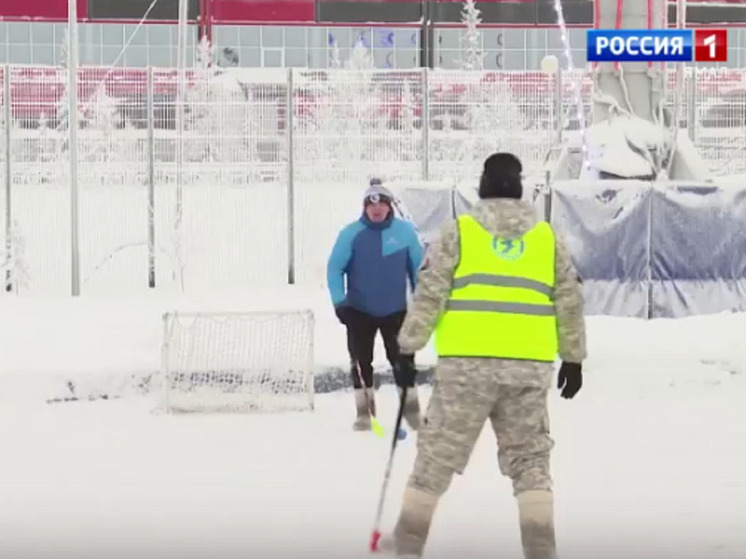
[397,198,587,364]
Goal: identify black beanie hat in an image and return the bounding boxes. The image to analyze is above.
[478,152,523,200]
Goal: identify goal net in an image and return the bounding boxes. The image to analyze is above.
[160,310,315,413]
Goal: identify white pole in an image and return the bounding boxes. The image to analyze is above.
[147,67,156,288]
[4,65,12,292]
[286,68,295,285]
[421,67,429,180]
[68,0,81,296]
[667,0,686,175]
[174,0,188,290]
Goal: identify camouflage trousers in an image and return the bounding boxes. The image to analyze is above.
[409,357,555,496]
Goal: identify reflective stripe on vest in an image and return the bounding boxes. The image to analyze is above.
[452,273,554,297]
[445,299,556,316]
[434,215,559,362]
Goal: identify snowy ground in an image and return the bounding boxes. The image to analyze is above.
[1,288,746,559]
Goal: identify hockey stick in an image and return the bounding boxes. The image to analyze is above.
[369,384,408,552]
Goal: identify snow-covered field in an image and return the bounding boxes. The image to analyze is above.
[1,287,746,559]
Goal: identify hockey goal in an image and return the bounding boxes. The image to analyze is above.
[159,310,315,413]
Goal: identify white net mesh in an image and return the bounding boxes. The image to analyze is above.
[149,66,289,291]
[78,67,150,293]
[3,61,746,294]
[160,310,314,413]
[691,68,746,175]
[292,67,424,184]
[427,70,557,183]
[6,66,70,294]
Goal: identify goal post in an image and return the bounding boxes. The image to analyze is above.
[159,310,315,413]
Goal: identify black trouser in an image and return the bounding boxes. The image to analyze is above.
[346,308,409,389]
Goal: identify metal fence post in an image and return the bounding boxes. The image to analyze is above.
[67,0,81,296]
[147,66,156,288]
[286,68,296,285]
[174,0,189,292]
[543,169,552,223]
[554,67,563,146]
[3,65,12,293]
[687,66,697,143]
[421,67,429,180]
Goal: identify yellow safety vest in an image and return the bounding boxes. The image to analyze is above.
[434,215,558,362]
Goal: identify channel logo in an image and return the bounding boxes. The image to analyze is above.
[587,29,727,63]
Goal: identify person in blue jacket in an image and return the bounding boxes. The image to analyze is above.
[327,178,425,431]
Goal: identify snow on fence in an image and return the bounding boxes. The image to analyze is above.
[0,64,745,295]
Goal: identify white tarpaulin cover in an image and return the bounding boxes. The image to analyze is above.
[551,180,746,318]
[390,184,473,248]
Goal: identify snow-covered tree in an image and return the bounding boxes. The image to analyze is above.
[3,221,30,293]
[86,88,120,166]
[56,29,70,135]
[346,39,375,71]
[0,102,25,293]
[187,36,250,164]
[300,37,412,182]
[347,40,395,178]
[196,34,213,70]
[239,84,263,183]
[399,79,419,161]
[461,0,484,71]
[36,112,55,164]
[329,39,343,70]
[305,39,381,181]
[53,29,85,161]
[450,1,489,175]
[0,73,6,162]
[290,38,341,177]
[186,35,217,161]
[452,0,527,179]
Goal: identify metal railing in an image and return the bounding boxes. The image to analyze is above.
[1,64,745,295]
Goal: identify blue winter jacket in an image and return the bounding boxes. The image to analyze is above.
[327,213,424,318]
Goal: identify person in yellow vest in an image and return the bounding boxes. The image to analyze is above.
[378,152,586,559]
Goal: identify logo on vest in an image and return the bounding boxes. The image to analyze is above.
[492,236,525,260]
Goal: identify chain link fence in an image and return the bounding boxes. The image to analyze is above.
[2,64,745,295]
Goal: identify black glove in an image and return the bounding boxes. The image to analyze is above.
[397,354,417,388]
[335,305,351,325]
[557,362,582,399]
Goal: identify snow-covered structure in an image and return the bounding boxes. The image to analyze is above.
[550,0,709,182]
[541,0,746,319]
